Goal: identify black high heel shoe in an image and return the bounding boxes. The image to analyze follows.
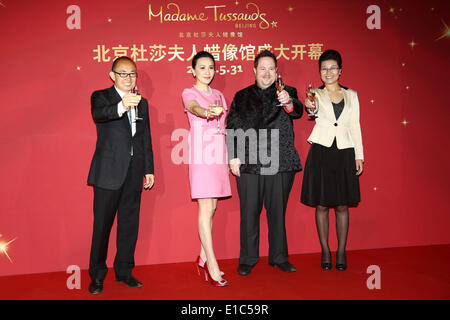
[336,252,347,271]
[321,252,332,270]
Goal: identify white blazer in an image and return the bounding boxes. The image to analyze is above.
[307,86,364,161]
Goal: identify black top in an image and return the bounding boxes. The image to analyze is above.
[332,99,345,120]
[226,82,303,175]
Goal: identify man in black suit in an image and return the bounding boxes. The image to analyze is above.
[87,56,154,294]
[226,50,303,276]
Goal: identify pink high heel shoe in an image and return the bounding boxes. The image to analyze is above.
[195,256,206,280]
[204,262,228,287]
[195,256,224,281]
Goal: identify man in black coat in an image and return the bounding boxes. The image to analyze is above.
[226,50,302,275]
[87,56,154,294]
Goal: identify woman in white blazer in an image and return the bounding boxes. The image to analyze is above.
[301,49,364,271]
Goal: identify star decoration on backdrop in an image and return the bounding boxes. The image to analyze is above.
[107,18,112,23]
[0,237,17,263]
[405,85,410,90]
[388,7,400,19]
[408,40,417,48]
[271,21,278,28]
[401,62,406,67]
[370,99,375,104]
[288,6,294,13]
[401,120,409,126]
[235,1,239,5]
[76,66,81,71]
[436,20,450,41]
[373,187,378,191]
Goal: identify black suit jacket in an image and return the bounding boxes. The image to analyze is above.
[88,86,154,190]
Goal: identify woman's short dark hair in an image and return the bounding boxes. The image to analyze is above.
[192,51,215,69]
[319,49,342,70]
[254,49,277,68]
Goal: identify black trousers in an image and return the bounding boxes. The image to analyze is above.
[89,158,142,281]
[236,172,296,265]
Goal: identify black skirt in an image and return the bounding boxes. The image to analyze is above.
[301,139,360,207]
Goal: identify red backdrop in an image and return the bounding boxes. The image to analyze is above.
[0,0,449,277]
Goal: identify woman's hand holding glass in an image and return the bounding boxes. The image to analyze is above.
[305,97,317,113]
[209,97,224,133]
[305,82,319,118]
[208,104,223,117]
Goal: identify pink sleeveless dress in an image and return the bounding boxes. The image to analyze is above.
[181,86,232,199]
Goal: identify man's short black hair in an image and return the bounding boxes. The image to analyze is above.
[254,49,277,69]
[112,56,136,71]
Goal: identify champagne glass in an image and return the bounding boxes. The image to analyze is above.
[275,73,285,106]
[306,81,318,119]
[212,97,224,133]
[131,84,143,122]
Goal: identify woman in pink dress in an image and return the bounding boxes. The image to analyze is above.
[181,51,231,287]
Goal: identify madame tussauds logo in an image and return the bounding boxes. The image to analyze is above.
[148,2,271,30]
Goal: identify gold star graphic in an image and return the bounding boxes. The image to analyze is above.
[389,8,395,13]
[436,20,450,41]
[271,21,278,28]
[0,237,17,263]
[373,187,378,191]
[405,85,410,90]
[288,6,294,13]
[107,18,112,23]
[401,120,409,126]
[401,62,406,67]
[370,99,375,104]
[76,66,81,71]
[235,1,239,5]
[408,40,417,48]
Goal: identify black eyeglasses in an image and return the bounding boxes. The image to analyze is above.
[320,67,340,74]
[113,71,138,78]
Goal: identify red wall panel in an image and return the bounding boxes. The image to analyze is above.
[0,0,449,276]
